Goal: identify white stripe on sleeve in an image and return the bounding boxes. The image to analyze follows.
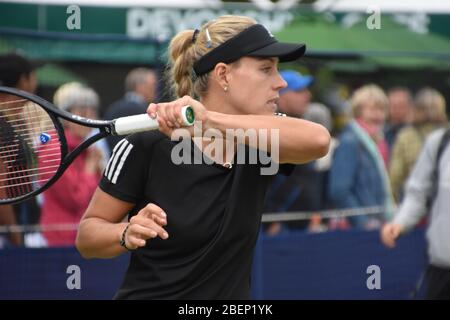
[104,139,127,178]
[111,143,134,184]
[106,140,130,181]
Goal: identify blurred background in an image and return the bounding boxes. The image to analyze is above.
[1,0,449,299]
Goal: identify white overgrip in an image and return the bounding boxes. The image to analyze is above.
[113,106,195,135]
[114,114,159,135]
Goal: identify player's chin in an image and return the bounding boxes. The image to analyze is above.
[260,102,278,115]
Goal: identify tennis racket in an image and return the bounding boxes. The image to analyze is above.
[0,86,195,205]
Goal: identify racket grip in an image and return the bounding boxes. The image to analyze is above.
[114,106,195,135]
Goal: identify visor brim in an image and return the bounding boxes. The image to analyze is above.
[248,42,306,62]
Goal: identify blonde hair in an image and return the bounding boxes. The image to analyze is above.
[351,84,388,117]
[413,87,447,124]
[167,15,257,99]
[53,82,99,112]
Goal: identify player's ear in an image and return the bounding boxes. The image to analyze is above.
[212,63,230,91]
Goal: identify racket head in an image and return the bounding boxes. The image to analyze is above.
[0,86,68,204]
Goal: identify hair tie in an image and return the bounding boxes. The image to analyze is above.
[192,29,200,43]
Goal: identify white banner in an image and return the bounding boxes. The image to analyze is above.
[126,7,295,40]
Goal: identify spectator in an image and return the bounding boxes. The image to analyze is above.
[302,102,338,232]
[0,52,38,93]
[104,68,158,150]
[0,52,41,247]
[384,87,413,151]
[265,71,326,234]
[277,70,313,118]
[381,124,450,299]
[303,102,338,194]
[39,83,104,247]
[327,84,394,229]
[389,88,447,202]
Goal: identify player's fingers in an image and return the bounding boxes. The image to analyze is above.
[132,214,166,228]
[130,224,158,240]
[158,117,173,137]
[150,214,167,226]
[179,95,208,122]
[165,104,180,128]
[177,96,195,108]
[155,216,167,226]
[169,98,193,127]
[147,103,158,119]
[126,234,146,249]
[158,104,176,128]
[145,219,169,240]
[173,104,184,127]
[131,214,169,240]
[157,103,168,122]
[140,203,166,218]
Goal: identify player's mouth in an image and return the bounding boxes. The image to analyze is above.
[266,97,279,112]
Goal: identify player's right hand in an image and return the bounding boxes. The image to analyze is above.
[147,95,208,138]
[123,203,169,250]
[380,223,403,248]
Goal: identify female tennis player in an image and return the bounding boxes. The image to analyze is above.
[76,15,330,299]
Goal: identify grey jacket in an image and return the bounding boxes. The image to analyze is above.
[394,128,450,268]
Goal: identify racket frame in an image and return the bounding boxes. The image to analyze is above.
[0,86,114,204]
[0,86,194,204]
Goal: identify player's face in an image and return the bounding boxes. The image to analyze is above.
[226,57,287,115]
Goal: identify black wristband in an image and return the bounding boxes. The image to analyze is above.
[119,224,131,250]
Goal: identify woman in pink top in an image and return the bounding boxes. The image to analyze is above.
[40,83,104,246]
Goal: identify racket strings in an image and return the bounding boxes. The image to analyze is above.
[0,97,62,199]
[0,98,28,107]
